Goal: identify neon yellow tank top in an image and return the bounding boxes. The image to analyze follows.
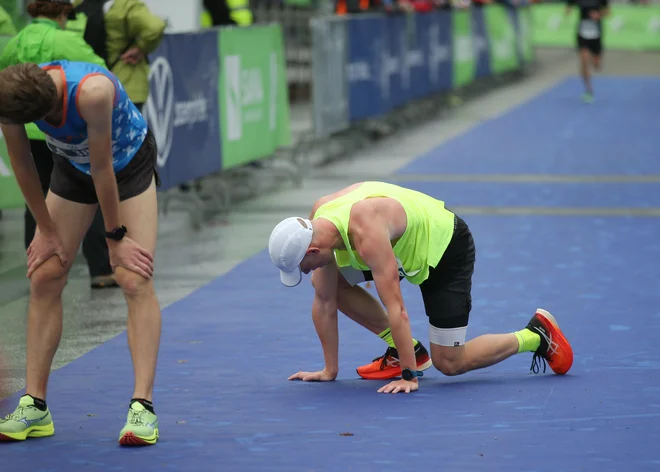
[313,182,455,285]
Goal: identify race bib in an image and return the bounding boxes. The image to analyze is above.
[45,136,91,164]
[579,20,600,40]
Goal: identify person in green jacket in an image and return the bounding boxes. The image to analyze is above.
[0,0,117,288]
[0,5,17,36]
[71,0,166,110]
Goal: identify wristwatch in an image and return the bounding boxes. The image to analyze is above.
[401,368,423,381]
[105,226,127,241]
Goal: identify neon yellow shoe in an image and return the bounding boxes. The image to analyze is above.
[0,395,54,441]
[118,401,159,446]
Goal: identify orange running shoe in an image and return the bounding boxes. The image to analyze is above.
[356,341,433,380]
[526,308,574,375]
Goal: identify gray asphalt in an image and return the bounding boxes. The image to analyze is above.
[1,47,658,399]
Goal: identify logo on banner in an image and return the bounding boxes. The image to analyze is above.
[379,38,398,99]
[492,23,516,61]
[428,24,450,84]
[144,56,210,168]
[347,61,371,82]
[225,54,273,142]
[650,16,660,32]
[473,33,488,57]
[0,131,12,177]
[0,157,11,177]
[400,32,424,90]
[143,57,174,167]
[455,35,473,63]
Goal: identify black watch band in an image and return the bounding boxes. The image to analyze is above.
[105,225,127,241]
[401,368,423,381]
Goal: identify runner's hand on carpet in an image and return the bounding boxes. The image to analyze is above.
[288,369,336,382]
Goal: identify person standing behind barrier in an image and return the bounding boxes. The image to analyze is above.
[0,0,117,289]
[71,0,166,113]
[0,5,17,36]
[566,0,609,103]
[203,0,253,27]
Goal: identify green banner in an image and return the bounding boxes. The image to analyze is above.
[0,33,23,209]
[485,5,520,74]
[518,6,535,64]
[452,9,475,87]
[219,25,291,170]
[532,3,660,51]
[0,135,23,210]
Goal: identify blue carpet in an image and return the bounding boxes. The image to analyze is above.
[2,76,659,471]
[398,77,660,176]
[393,181,660,208]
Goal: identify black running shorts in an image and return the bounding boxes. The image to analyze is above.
[577,35,602,56]
[343,214,476,331]
[49,129,160,205]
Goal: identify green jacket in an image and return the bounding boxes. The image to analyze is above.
[71,0,166,105]
[0,6,17,37]
[0,18,106,141]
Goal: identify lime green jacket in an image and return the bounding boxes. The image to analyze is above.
[0,18,106,141]
[70,0,166,104]
[0,6,17,37]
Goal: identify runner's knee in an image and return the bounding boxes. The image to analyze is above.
[115,267,152,298]
[429,326,468,376]
[29,256,69,296]
[431,344,467,376]
[432,357,463,376]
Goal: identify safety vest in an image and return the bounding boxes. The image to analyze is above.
[227,0,253,26]
[335,0,369,15]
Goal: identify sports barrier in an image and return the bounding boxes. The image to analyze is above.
[0,6,535,218]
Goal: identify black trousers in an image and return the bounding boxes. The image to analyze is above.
[25,140,112,277]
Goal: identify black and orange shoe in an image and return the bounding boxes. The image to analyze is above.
[356,341,433,380]
[526,308,573,375]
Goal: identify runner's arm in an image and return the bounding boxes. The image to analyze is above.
[350,208,417,375]
[0,123,56,235]
[311,262,340,377]
[77,76,122,232]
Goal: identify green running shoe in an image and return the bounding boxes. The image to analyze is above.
[118,401,159,446]
[0,395,54,441]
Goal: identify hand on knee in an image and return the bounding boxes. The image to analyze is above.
[114,267,153,299]
[29,256,69,297]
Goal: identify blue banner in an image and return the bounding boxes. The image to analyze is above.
[347,15,388,122]
[404,14,430,102]
[386,15,407,110]
[422,10,453,95]
[144,31,221,191]
[334,8,531,125]
[346,11,457,123]
[471,8,491,79]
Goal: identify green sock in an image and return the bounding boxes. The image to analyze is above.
[514,328,541,353]
[378,327,418,349]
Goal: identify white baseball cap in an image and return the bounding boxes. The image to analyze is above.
[268,217,314,287]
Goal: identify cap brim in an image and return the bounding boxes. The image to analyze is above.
[280,267,302,287]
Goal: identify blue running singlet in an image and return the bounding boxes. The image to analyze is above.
[34,60,148,175]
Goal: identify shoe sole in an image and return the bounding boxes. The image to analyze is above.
[535,308,574,375]
[357,357,433,381]
[0,424,55,441]
[119,431,158,446]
